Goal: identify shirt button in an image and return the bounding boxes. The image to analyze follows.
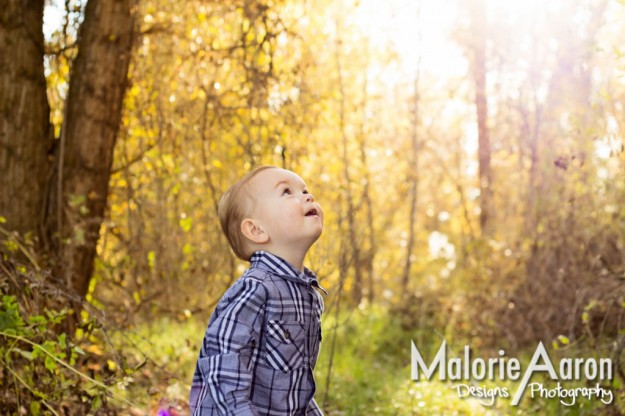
[284,330,291,340]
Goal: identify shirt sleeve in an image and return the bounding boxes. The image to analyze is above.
[190,278,266,416]
[306,397,324,416]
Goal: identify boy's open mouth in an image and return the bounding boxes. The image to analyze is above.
[305,208,318,217]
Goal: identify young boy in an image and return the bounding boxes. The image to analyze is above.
[190,166,326,416]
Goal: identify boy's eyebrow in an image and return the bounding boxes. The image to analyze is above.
[274,179,290,188]
[274,179,306,189]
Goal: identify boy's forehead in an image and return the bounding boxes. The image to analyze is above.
[252,168,306,188]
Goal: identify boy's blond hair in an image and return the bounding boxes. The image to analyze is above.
[218,166,276,260]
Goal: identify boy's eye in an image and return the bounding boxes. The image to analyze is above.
[282,188,291,195]
[303,189,309,194]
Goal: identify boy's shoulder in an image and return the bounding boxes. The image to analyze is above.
[218,264,301,307]
[217,265,277,305]
[219,268,266,301]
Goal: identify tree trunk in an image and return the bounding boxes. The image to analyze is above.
[358,129,376,303]
[402,53,421,293]
[469,0,493,236]
[46,0,135,300]
[334,21,362,306]
[357,40,376,303]
[0,1,53,237]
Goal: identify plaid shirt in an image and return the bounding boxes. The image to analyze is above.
[190,251,326,415]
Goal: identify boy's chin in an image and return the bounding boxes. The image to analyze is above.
[311,227,323,240]
[311,235,321,244]
[303,231,322,248]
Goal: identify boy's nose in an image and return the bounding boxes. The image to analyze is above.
[305,193,313,202]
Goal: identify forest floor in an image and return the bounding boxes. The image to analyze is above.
[122,306,622,415]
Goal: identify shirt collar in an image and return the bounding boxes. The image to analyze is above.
[250,251,327,295]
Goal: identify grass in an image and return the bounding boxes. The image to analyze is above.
[314,305,620,415]
[113,317,205,413]
[314,305,504,415]
[119,305,622,415]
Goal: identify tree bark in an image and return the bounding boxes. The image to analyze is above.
[357,40,376,303]
[402,53,421,293]
[469,0,493,236]
[0,1,53,237]
[46,0,135,300]
[334,21,362,305]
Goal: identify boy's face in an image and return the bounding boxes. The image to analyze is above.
[247,168,323,251]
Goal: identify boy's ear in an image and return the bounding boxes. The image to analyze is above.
[241,218,269,244]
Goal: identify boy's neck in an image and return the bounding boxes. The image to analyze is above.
[263,246,307,271]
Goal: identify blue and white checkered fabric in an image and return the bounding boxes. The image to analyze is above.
[190,251,326,415]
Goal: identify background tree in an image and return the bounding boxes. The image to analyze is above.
[467,0,493,236]
[0,0,136,310]
[0,2,53,238]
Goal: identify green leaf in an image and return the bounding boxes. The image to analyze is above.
[44,355,57,373]
[46,308,67,325]
[584,299,598,311]
[582,311,589,323]
[68,194,86,208]
[74,227,86,245]
[0,296,25,331]
[14,347,34,361]
[557,335,570,345]
[30,400,41,416]
[92,395,102,411]
[29,315,47,330]
[57,333,67,349]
